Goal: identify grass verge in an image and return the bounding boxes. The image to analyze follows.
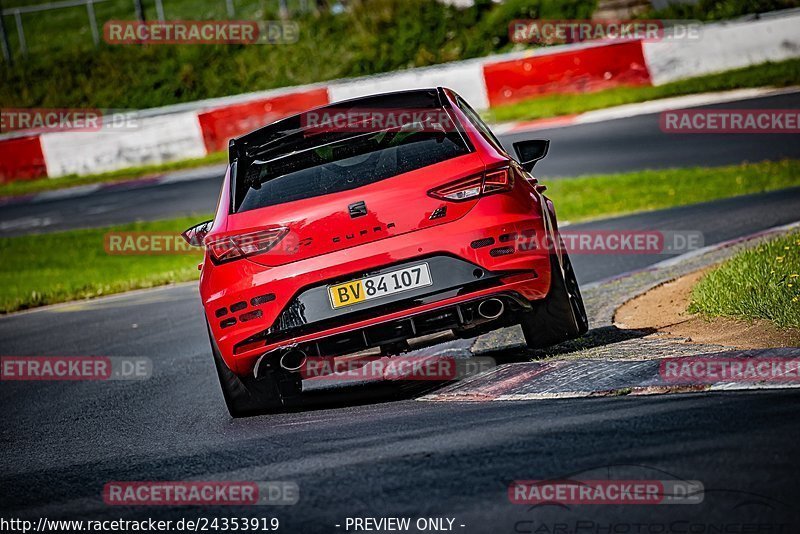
[0,217,207,314]
[0,152,227,198]
[485,58,800,123]
[1,0,597,109]
[546,160,800,222]
[1,159,798,314]
[689,231,800,328]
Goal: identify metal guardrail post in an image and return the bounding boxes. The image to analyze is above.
[13,8,25,57]
[133,0,145,22]
[0,0,120,58]
[0,2,12,64]
[86,0,99,46]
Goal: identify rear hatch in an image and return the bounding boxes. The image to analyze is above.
[219,119,488,267]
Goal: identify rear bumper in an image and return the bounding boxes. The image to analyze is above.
[250,285,539,379]
[201,195,553,375]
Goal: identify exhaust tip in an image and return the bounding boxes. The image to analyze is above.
[280,349,307,372]
[478,298,504,320]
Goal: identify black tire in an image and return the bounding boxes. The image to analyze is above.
[520,251,588,349]
[208,325,300,417]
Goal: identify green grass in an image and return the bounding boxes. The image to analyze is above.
[0,216,207,313]
[0,0,598,109]
[546,160,800,222]
[485,58,800,123]
[689,231,800,328]
[1,159,798,313]
[0,0,300,55]
[0,151,226,198]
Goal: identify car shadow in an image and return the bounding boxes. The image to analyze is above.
[475,325,658,364]
[270,377,450,414]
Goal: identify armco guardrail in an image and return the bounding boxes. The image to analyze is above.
[2,10,799,182]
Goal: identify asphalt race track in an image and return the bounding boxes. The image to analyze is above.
[1,92,799,237]
[505,91,800,177]
[2,93,800,531]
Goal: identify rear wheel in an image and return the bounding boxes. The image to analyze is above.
[208,325,301,417]
[520,251,588,349]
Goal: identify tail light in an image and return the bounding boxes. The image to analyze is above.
[205,227,289,263]
[428,167,512,201]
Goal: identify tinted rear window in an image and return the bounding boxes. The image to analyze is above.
[233,128,470,213]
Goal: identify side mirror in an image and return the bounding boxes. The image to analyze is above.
[181,220,213,247]
[512,139,550,172]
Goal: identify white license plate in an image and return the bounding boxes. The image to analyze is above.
[328,263,433,309]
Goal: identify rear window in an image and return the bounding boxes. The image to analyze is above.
[233,127,471,213]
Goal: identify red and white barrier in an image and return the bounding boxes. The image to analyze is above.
[2,10,798,183]
[483,40,651,107]
[39,111,207,178]
[0,135,46,181]
[328,58,490,111]
[197,87,330,153]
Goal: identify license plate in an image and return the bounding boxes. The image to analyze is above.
[329,263,433,309]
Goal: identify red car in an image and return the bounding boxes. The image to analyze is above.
[183,88,587,416]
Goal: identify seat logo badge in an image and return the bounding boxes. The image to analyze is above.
[348,201,368,219]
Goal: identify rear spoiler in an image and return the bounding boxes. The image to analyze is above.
[228,87,451,164]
